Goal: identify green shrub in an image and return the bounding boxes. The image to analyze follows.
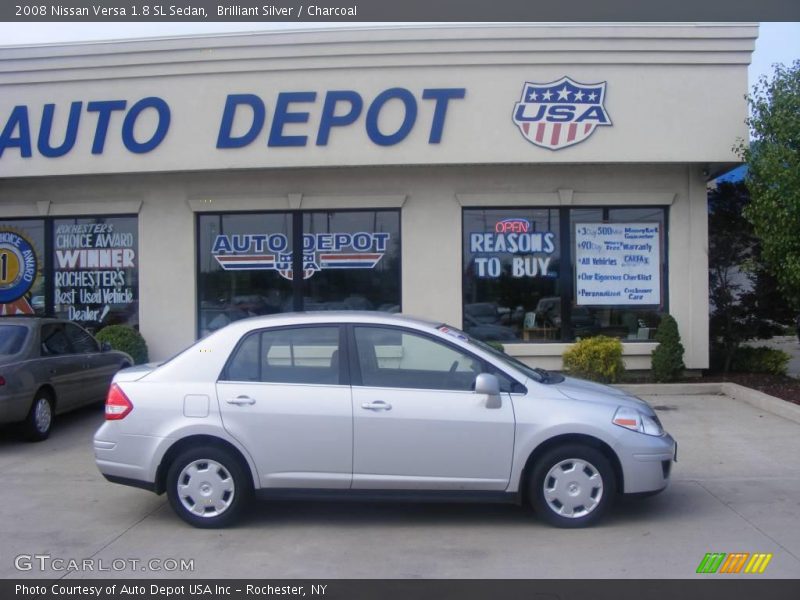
[729,346,790,375]
[562,336,625,383]
[96,325,149,365]
[651,314,685,382]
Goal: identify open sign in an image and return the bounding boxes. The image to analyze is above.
[494,219,530,233]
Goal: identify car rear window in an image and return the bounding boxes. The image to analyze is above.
[0,325,28,355]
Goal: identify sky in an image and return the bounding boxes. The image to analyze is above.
[0,22,797,87]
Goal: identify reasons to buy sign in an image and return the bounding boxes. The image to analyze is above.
[574,222,661,306]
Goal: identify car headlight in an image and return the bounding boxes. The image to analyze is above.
[612,406,664,436]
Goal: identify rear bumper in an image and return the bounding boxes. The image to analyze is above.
[94,426,165,487]
[0,392,32,424]
[619,432,677,494]
[102,474,158,493]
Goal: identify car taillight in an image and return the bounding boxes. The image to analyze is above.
[0,376,5,386]
[105,384,133,420]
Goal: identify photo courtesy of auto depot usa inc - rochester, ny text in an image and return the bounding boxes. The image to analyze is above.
[14,583,329,598]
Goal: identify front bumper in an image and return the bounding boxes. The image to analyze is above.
[618,432,677,494]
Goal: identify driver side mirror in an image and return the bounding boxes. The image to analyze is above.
[475,373,502,409]
[101,342,112,352]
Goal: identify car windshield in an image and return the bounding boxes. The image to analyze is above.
[0,325,28,355]
[437,324,546,383]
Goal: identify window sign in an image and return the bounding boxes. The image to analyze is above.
[574,222,661,306]
[210,230,390,280]
[53,217,139,328]
[468,218,557,279]
[0,221,45,315]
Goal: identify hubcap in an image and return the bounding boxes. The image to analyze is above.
[543,458,604,519]
[177,459,235,518]
[34,398,52,433]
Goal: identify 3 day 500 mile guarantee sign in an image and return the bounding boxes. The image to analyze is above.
[574,222,661,306]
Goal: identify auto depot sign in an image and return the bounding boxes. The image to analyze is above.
[0,87,467,159]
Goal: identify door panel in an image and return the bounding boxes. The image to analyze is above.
[216,325,353,489]
[351,326,515,491]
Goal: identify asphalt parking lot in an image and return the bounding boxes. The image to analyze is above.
[2,391,800,579]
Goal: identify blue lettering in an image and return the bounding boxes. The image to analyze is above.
[366,88,417,146]
[0,106,32,158]
[37,102,82,158]
[352,232,371,251]
[121,97,170,154]
[211,235,232,253]
[87,100,127,154]
[268,92,317,147]
[216,94,265,149]
[514,103,546,122]
[422,88,465,143]
[545,105,575,122]
[316,91,362,146]
[267,235,287,253]
[576,105,609,123]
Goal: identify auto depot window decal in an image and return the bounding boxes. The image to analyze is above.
[198,210,401,338]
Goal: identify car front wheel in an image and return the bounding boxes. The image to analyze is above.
[24,391,54,442]
[529,444,615,528]
[166,446,250,528]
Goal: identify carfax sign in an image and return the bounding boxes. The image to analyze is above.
[574,223,661,306]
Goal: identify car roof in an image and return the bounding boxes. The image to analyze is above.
[225,311,444,331]
[0,315,65,327]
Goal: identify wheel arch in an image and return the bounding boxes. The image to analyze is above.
[519,433,624,503]
[34,384,56,410]
[154,434,255,495]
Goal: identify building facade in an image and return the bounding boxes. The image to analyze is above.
[0,24,757,368]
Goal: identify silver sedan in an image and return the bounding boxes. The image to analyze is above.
[1,316,133,441]
[94,312,676,528]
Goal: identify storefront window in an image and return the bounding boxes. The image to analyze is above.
[463,209,561,342]
[198,213,294,337]
[463,206,667,342]
[0,219,46,316]
[571,207,666,340]
[52,216,139,330]
[198,210,401,337]
[303,211,401,312]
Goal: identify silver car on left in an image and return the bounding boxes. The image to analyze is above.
[0,316,133,441]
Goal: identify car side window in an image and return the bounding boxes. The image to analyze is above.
[40,323,72,356]
[224,326,341,385]
[64,323,99,353]
[353,326,482,391]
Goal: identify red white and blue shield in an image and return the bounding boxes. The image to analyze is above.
[512,76,612,150]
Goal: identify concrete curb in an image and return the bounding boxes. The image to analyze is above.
[617,382,800,426]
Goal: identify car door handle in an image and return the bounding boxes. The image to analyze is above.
[226,395,256,406]
[361,401,392,411]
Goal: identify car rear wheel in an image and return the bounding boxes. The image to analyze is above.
[529,444,615,528]
[23,391,54,442]
[166,446,250,528]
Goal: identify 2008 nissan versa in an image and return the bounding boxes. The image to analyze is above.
[94,312,676,528]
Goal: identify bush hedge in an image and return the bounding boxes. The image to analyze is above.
[562,336,625,383]
[96,325,149,365]
[728,346,790,375]
[651,314,685,382]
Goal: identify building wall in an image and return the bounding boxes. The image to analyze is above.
[0,162,709,368]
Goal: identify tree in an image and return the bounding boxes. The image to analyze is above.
[708,181,791,372]
[738,60,800,308]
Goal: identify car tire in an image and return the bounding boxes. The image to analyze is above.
[529,444,615,528]
[166,446,251,528]
[23,390,54,442]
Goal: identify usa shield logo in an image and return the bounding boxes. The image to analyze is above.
[512,76,612,150]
